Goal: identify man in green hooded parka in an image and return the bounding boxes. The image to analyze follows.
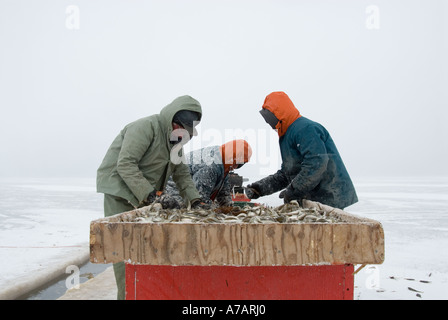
[96,95,203,299]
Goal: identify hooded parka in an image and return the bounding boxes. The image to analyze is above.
[252,92,358,209]
[96,95,202,208]
[161,140,252,208]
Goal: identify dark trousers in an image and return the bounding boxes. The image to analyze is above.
[103,194,134,300]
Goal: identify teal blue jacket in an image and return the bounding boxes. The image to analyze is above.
[256,116,358,209]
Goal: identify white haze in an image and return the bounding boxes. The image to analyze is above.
[0,0,447,183]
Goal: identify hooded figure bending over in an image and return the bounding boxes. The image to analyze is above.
[161,139,252,208]
[96,95,204,299]
[246,92,357,210]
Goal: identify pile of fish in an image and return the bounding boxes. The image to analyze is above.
[134,201,341,224]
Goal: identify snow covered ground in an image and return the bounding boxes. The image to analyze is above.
[0,176,447,300]
[0,177,104,299]
[350,176,448,299]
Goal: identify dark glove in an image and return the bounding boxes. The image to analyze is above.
[245,183,262,199]
[144,190,157,205]
[279,187,299,204]
[190,198,211,210]
[158,194,182,209]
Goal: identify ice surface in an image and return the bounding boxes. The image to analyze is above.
[1,176,447,299]
[349,176,448,299]
[232,176,448,300]
[0,178,103,299]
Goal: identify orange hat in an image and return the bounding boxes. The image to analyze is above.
[219,139,252,174]
[261,91,301,137]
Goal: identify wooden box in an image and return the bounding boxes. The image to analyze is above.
[89,200,385,266]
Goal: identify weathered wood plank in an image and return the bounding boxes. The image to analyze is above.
[90,200,385,266]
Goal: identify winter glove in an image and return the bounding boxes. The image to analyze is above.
[158,194,182,209]
[245,183,262,199]
[144,190,157,205]
[144,190,163,206]
[279,187,299,204]
[190,198,211,210]
[217,197,234,207]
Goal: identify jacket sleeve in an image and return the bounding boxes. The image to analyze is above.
[116,123,154,204]
[216,177,233,206]
[187,165,221,202]
[252,169,289,196]
[289,126,329,195]
[172,157,201,202]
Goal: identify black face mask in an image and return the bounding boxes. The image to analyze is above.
[172,110,201,137]
[259,108,280,130]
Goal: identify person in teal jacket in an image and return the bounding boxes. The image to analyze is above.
[246,92,358,209]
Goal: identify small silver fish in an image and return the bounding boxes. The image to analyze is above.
[135,202,341,224]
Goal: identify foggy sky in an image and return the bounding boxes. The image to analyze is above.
[0,0,447,182]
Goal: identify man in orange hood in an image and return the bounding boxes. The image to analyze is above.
[246,92,357,209]
[161,139,252,208]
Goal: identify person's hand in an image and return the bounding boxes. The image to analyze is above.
[245,183,262,199]
[159,194,181,209]
[145,190,157,204]
[144,190,163,206]
[190,198,211,210]
[279,187,299,204]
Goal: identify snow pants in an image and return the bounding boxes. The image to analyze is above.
[103,194,134,300]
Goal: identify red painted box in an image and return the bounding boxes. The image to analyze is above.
[125,264,354,300]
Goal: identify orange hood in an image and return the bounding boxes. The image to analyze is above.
[219,139,252,174]
[262,91,301,137]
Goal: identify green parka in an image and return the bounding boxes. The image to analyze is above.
[96,95,202,208]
